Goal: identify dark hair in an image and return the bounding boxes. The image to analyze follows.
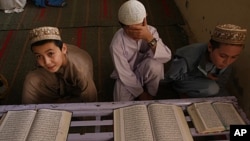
[119,21,126,28]
[31,39,63,51]
[209,39,221,50]
[209,39,245,51]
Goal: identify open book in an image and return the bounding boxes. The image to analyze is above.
[187,102,246,134]
[0,109,72,141]
[114,103,193,141]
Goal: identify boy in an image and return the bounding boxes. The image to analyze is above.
[166,24,247,97]
[110,0,172,101]
[22,26,97,104]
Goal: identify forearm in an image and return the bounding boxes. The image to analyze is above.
[79,79,98,102]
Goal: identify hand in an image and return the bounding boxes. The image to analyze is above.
[137,91,154,100]
[125,18,154,41]
[207,73,218,80]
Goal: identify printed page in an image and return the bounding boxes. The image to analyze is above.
[148,104,193,141]
[0,110,36,141]
[114,105,154,141]
[0,113,6,126]
[213,102,246,130]
[187,104,206,133]
[191,102,225,133]
[26,109,72,141]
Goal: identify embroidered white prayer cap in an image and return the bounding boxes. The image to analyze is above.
[211,24,247,45]
[118,0,146,25]
[29,26,62,45]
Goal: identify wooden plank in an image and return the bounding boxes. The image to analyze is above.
[67,132,113,141]
[72,109,113,117]
[70,120,113,127]
[0,96,238,112]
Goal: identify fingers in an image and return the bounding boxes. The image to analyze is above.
[127,25,140,30]
[207,73,218,80]
[125,18,149,40]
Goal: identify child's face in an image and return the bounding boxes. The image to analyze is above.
[208,44,244,69]
[123,23,143,40]
[32,42,67,73]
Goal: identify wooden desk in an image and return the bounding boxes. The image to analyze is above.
[0,96,249,141]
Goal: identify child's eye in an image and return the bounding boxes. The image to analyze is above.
[48,52,54,57]
[231,56,239,59]
[220,55,227,58]
[35,55,41,59]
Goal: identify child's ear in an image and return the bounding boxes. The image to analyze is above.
[62,43,67,54]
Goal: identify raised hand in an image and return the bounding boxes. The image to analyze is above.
[124,18,154,42]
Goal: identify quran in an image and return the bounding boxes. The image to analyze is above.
[0,109,72,141]
[187,102,246,134]
[114,103,193,141]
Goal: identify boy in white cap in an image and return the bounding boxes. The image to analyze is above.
[165,24,247,98]
[110,0,172,101]
[22,26,97,104]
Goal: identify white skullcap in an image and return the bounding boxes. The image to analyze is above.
[29,26,62,45]
[118,0,146,25]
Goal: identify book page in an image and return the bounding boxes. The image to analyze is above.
[190,102,225,133]
[147,104,193,141]
[26,109,72,141]
[187,104,206,133]
[212,102,246,130]
[0,110,36,141]
[0,113,6,126]
[114,105,154,141]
